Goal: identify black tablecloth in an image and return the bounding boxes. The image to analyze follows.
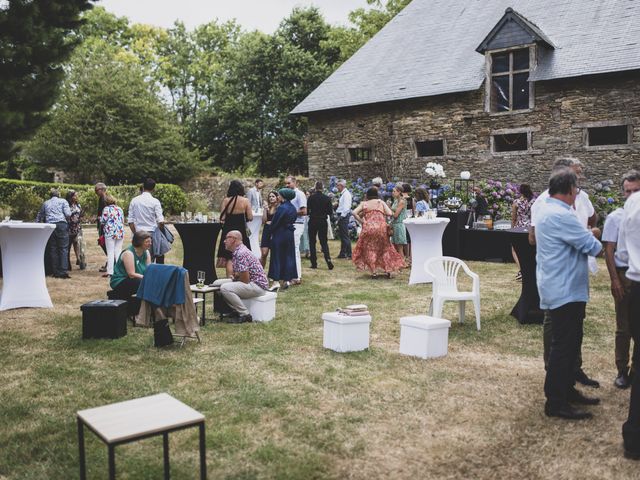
[459,228,514,262]
[438,211,470,257]
[174,223,222,285]
[509,229,543,324]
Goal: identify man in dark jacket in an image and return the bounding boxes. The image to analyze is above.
[307,181,334,270]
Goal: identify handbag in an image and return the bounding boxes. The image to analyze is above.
[245,226,252,237]
[97,234,105,247]
[153,318,174,347]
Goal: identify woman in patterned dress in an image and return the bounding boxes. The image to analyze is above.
[511,183,535,279]
[100,195,125,277]
[390,185,407,255]
[352,187,405,278]
[65,190,85,270]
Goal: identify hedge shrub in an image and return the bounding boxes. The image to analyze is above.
[0,178,187,220]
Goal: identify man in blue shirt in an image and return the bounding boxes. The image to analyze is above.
[36,188,72,278]
[535,169,602,420]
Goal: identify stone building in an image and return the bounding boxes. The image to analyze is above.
[292,0,640,190]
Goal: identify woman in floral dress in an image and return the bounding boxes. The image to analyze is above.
[65,190,85,270]
[352,187,405,278]
[100,195,125,277]
[511,183,535,280]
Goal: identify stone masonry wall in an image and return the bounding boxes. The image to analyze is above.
[305,71,640,191]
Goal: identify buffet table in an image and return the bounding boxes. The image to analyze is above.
[0,222,56,311]
[173,223,222,285]
[403,217,450,284]
[246,210,263,258]
[459,228,514,262]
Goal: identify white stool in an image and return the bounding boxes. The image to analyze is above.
[399,315,451,359]
[322,311,371,352]
[241,291,277,322]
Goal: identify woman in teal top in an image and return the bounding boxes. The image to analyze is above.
[390,184,407,254]
[110,231,152,309]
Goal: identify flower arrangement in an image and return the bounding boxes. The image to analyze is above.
[424,162,446,179]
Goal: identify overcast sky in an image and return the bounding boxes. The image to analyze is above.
[97,0,370,33]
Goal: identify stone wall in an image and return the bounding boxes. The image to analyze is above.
[305,70,640,191]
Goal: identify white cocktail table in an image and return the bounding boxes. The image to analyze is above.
[403,217,450,284]
[0,222,55,310]
[77,392,206,479]
[247,209,263,258]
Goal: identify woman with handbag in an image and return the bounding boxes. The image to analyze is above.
[216,180,253,277]
[351,187,405,278]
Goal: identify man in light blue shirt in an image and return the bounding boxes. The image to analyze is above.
[36,189,72,278]
[535,169,602,420]
[336,180,353,259]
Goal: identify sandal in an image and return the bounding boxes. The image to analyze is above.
[515,271,522,281]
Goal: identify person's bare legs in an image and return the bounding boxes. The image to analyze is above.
[260,247,269,267]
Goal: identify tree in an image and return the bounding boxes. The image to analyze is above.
[349,0,412,40]
[196,7,341,175]
[22,45,200,184]
[0,0,93,173]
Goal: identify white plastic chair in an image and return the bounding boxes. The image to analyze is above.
[424,256,481,331]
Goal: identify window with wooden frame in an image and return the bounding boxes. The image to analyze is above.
[490,128,536,154]
[489,47,532,113]
[348,147,372,162]
[415,139,445,157]
[573,121,634,150]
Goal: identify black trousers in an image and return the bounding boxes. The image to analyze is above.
[48,222,69,277]
[337,216,351,257]
[112,277,142,314]
[544,301,585,409]
[308,217,331,267]
[623,281,640,454]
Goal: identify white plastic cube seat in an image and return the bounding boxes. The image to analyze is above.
[241,291,277,322]
[399,315,451,359]
[322,311,371,352]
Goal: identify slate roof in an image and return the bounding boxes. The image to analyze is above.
[292,0,640,115]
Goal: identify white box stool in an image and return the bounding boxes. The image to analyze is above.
[241,291,277,322]
[399,315,451,359]
[322,311,371,352]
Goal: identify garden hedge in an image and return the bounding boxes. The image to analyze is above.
[0,178,187,221]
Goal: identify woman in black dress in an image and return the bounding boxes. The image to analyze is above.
[260,190,279,267]
[216,180,253,276]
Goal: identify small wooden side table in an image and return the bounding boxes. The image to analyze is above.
[77,393,206,479]
[190,285,218,325]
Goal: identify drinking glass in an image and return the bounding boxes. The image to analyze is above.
[180,212,185,223]
[197,271,205,288]
[202,215,208,223]
[186,211,192,222]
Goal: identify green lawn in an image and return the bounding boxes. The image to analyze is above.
[0,226,636,479]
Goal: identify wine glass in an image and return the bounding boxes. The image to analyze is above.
[197,271,205,288]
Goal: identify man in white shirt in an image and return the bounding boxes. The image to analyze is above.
[128,178,165,262]
[247,179,264,212]
[529,158,600,388]
[621,190,640,459]
[603,170,640,389]
[336,179,353,259]
[285,176,307,284]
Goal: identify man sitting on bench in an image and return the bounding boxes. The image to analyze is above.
[220,230,268,323]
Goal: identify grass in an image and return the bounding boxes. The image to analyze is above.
[0,226,637,479]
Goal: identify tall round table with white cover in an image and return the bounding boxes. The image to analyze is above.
[403,217,450,284]
[0,222,56,310]
[247,209,263,258]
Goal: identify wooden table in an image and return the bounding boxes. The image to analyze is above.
[190,284,218,325]
[77,393,206,479]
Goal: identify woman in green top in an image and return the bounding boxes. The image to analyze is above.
[110,231,152,308]
[390,185,407,255]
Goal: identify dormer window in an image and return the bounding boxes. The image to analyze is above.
[490,48,531,112]
[476,8,555,115]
